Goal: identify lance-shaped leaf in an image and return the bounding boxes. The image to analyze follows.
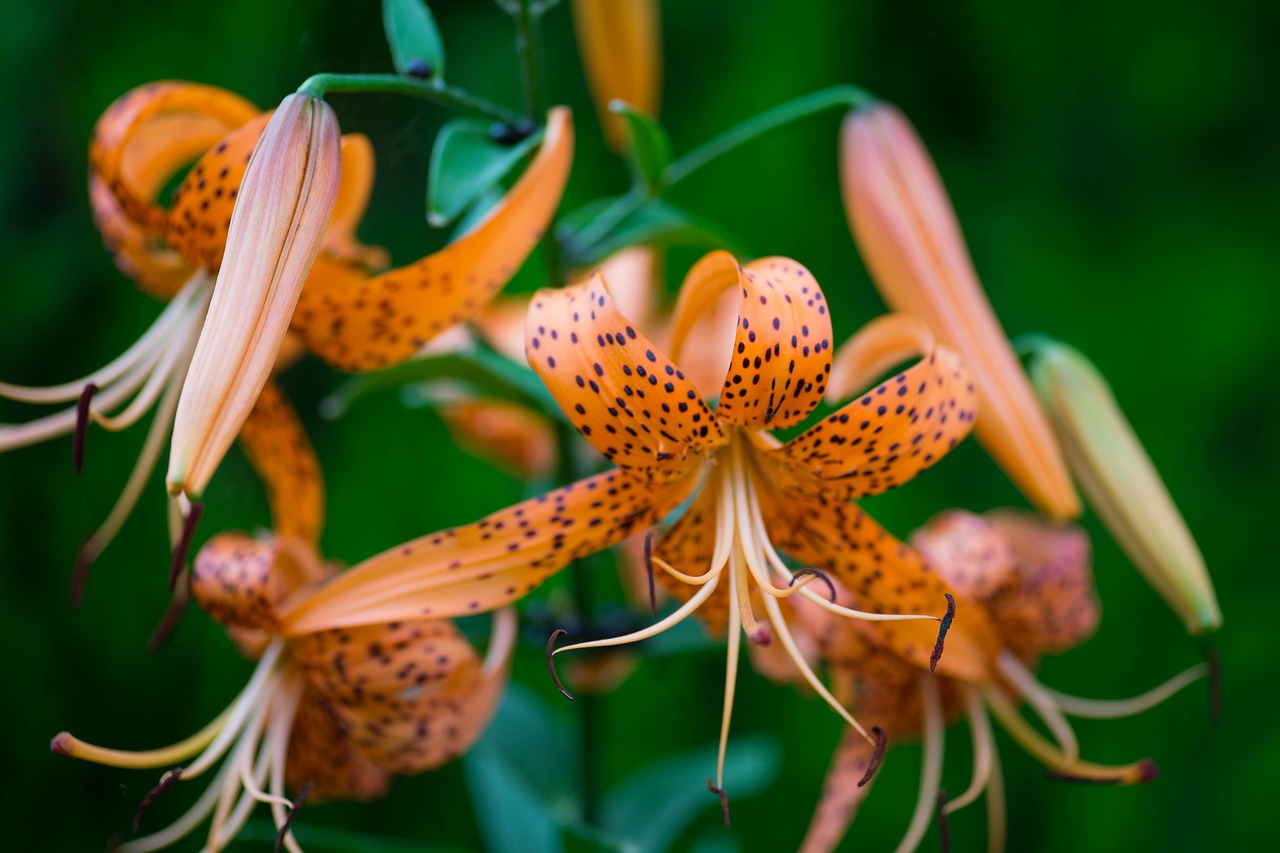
[569,198,748,268]
[610,100,672,192]
[427,119,542,227]
[382,0,446,78]
[1028,339,1221,635]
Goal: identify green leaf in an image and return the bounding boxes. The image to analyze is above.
[428,119,542,227]
[609,101,673,193]
[382,0,446,78]
[571,199,750,267]
[601,734,782,853]
[319,348,557,422]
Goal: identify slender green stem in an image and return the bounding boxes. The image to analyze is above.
[664,85,873,186]
[562,86,874,264]
[513,0,546,117]
[297,73,524,125]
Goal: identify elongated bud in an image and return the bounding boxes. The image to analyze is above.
[167,93,341,498]
[1028,339,1221,634]
[571,0,661,150]
[840,103,1079,520]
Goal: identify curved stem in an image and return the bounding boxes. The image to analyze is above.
[296,73,524,125]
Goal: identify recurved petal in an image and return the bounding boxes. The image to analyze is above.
[909,509,1018,602]
[760,487,1000,682]
[89,173,194,300]
[437,398,557,480]
[526,270,726,485]
[190,533,332,633]
[985,509,1099,657]
[798,728,881,853]
[765,314,977,499]
[91,81,259,237]
[290,612,513,774]
[840,103,1079,519]
[324,133,391,270]
[285,687,391,802]
[571,0,662,150]
[236,381,324,545]
[278,469,692,635]
[292,108,574,372]
[669,252,833,430]
[651,483,728,632]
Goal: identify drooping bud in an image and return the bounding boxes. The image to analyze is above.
[167,93,341,498]
[1028,339,1221,634]
[570,0,661,150]
[840,103,1079,520]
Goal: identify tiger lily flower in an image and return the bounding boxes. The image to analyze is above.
[793,509,1206,853]
[570,0,662,150]
[839,101,1080,521]
[1029,339,1221,634]
[277,249,993,811]
[53,422,514,851]
[2,81,573,553]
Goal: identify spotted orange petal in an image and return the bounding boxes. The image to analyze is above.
[190,533,331,634]
[278,470,691,635]
[291,108,574,372]
[91,81,259,237]
[909,509,1018,602]
[759,487,999,682]
[798,727,881,853]
[669,252,833,429]
[324,134,391,271]
[237,381,324,545]
[285,687,391,802]
[651,484,728,632]
[290,615,511,774]
[89,173,193,300]
[764,314,977,499]
[985,510,1099,658]
[526,270,726,485]
[570,0,661,151]
[437,398,557,481]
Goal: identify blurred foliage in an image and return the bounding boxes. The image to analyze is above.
[0,0,1276,851]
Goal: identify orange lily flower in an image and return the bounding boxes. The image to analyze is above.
[791,509,1206,853]
[839,101,1080,520]
[277,249,993,810]
[2,81,572,547]
[53,417,514,851]
[570,0,662,150]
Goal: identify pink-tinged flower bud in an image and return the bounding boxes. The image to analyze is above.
[1029,340,1221,634]
[840,103,1080,520]
[571,0,661,150]
[167,93,341,499]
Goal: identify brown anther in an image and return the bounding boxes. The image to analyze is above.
[69,534,95,607]
[73,383,98,475]
[49,732,73,755]
[706,779,730,828]
[133,766,182,832]
[546,629,575,701]
[644,531,658,617]
[935,789,951,853]
[789,568,837,602]
[857,726,887,787]
[274,779,313,852]
[930,593,956,673]
[168,502,204,590]
[1202,641,1222,723]
[146,575,190,653]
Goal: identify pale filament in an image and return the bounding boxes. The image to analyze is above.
[266,673,307,853]
[996,651,1079,762]
[716,535,744,790]
[0,275,204,404]
[985,730,1007,853]
[895,674,945,853]
[91,305,204,432]
[1042,663,1207,719]
[483,606,519,676]
[945,686,995,814]
[0,272,211,450]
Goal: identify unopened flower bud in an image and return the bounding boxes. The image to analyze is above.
[168,93,341,498]
[1028,339,1221,634]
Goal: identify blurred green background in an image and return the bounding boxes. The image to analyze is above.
[1,0,1276,850]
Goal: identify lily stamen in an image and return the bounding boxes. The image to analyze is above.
[996,651,1080,762]
[858,727,888,787]
[896,675,946,853]
[788,568,838,603]
[943,687,995,815]
[1041,663,1209,719]
[133,766,183,832]
[73,384,97,473]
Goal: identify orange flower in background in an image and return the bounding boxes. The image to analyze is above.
[571,0,662,150]
[53,433,514,851]
[839,102,1080,521]
[788,509,1206,853]
[277,249,994,811]
[2,81,573,560]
